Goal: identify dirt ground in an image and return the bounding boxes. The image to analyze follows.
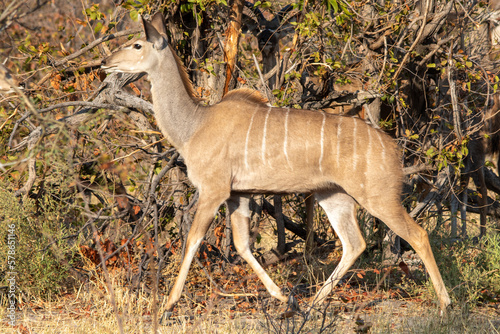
[3,284,499,334]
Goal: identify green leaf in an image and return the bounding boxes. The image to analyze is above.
[261,1,272,9]
[485,160,495,168]
[130,9,139,21]
[427,63,436,68]
[462,146,468,156]
[341,3,352,16]
[94,21,103,34]
[329,0,339,13]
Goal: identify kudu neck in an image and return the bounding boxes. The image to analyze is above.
[147,47,205,151]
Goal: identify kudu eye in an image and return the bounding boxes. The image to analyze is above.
[133,43,142,50]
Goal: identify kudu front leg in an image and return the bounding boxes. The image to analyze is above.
[227,195,288,303]
[164,191,229,315]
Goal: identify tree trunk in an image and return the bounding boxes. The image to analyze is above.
[222,0,244,96]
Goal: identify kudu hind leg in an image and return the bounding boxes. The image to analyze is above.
[310,191,366,310]
[165,191,229,313]
[374,207,451,311]
[227,195,288,302]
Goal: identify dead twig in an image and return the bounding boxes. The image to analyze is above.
[36,101,122,114]
[53,29,142,67]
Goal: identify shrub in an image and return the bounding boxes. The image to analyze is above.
[0,184,80,303]
[434,233,500,306]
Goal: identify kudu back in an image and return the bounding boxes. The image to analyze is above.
[102,13,451,316]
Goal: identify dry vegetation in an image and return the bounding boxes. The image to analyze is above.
[1,0,500,333]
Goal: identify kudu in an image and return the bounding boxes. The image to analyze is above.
[101,13,451,316]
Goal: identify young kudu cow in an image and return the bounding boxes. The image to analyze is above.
[101,13,451,316]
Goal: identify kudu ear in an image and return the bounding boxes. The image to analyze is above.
[150,12,168,37]
[141,14,167,49]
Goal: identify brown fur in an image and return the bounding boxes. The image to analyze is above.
[168,45,203,103]
[221,87,269,105]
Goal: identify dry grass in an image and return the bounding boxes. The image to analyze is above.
[0,308,263,334]
[2,287,499,333]
[0,270,265,334]
[2,251,499,334]
[1,207,499,333]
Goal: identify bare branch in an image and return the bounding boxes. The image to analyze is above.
[53,29,142,67]
[37,101,122,114]
[388,0,431,87]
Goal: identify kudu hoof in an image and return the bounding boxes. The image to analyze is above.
[160,311,193,326]
[279,295,301,319]
[439,302,453,318]
[159,311,173,325]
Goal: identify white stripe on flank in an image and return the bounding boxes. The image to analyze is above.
[284,108,291,168]
[262,107,271,164]
[244,111,257,169]
[305,118,311,164]
[319,113,326,172]
[336,117,342,167]
[375,130,386,162]
[353,120,358,170]
[367,127,373,172]
[363,128,374,184]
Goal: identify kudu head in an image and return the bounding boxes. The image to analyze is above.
[101,13,168,74]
